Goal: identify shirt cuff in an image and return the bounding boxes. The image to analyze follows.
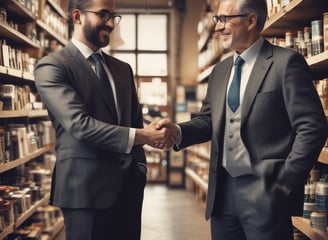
[175,124,182,149]
[126,128,136,153]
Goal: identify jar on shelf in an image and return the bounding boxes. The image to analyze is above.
[315,182,328,211]
[310,210,327,232]
[304,27,312,58]
[0,7,7,23]
[285,31,294,50]
[311,19,324,55]
[324,12,328,52]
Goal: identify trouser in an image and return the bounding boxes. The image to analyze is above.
[210,167,293,240]
[61,165,147,240]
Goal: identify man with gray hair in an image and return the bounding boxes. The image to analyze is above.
[158,0,328,239]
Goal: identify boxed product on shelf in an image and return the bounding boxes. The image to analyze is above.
[0,198,14,230]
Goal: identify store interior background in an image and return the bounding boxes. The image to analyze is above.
[110,0,214,186]
[1,0,328,239]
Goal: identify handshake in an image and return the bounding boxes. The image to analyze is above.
[135,118,180,149]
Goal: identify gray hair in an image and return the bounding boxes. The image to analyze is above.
[236,0,268,32]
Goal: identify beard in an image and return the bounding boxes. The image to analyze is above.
[83,19,114,48]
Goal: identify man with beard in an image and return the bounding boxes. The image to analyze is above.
[34,0,173,239]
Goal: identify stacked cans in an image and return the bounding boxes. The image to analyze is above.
[303,169,328,233]
[310,182,328,232]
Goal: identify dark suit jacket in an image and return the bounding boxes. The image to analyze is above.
[34,41,146,208]
[177,40,328,219]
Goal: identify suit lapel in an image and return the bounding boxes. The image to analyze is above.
[212,57,233,140]
[103,56,124,124]
[66,42,118,122]
[241,40,273,126]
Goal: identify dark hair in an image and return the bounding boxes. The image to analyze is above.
[68,0,93,12]
[237,0,268,31]
[68,0,93,33]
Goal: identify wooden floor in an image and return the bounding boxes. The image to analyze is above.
[141,184,211,240]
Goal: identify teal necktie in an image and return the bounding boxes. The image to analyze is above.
[228,56,245,112]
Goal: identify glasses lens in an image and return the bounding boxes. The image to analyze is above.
[97,11,121,24]
[213,16,224,24]
[114,15,121,24]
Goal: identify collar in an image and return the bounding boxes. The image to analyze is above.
[71,38,103,60]
[233,37,264,64]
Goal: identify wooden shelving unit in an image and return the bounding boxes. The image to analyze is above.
[36,20,68,46]
[263,0,328,37]
[318,148,328,165]
[0,0,68,238]
[0,144,54,174]
[0,23,40,49]
[292,217,328,240]
[41,217,65,240]
[0,110,48,118]
[0,193,54,239]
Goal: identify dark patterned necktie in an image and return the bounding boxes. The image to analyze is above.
[227,56,245,112]
[90,53,117,121]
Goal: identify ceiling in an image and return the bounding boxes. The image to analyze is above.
[116,0,174,9]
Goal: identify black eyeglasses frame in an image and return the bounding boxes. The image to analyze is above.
[212,14,249,25]
[83,9,122,24]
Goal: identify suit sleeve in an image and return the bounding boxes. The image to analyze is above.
[277,52,328,190]
[34,54,130,153]
[177,76,214,149]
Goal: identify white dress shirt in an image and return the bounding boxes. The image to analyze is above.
[71,38,135,153]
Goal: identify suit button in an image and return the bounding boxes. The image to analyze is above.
[228,131,234,138]
[228,147,233,151]
[230,118,234,123]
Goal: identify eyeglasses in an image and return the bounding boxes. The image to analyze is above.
[212,14,249,26]
[84,9,122,25]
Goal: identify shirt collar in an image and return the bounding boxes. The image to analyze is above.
[234,37,264,64]
[71,38,103,59]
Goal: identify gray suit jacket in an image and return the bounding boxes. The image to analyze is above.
[34,41,146,208]
[177,40,328,219]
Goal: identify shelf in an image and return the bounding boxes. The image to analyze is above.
[15,193,50,228]
[292,216,328,240]
[27,109,48,117]
[0,223,15,240]
[47,0,67,19]
[198,22,215,52]
[0,22,40,49]
[307,51,328,79]
[41,217,64,240]
[0,144,54,174]
[0,110,48,118]
[0,67,34,80]
[307,51,328,70]
[262,0,328,37]
[198,30,211,52]
[318,148,328,165]
[0,66,35,83]
[185,167,208,191]
[4,0,36,22]
[36,20,68,46]
[0,193,51,240]
[0,1,65,239]
[197,50,232,83]
[197,65,214,83]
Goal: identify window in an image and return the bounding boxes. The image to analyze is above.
[110,12,169,106]
[110,13,169,78]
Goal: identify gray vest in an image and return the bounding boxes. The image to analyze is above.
[223,106,253,177]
